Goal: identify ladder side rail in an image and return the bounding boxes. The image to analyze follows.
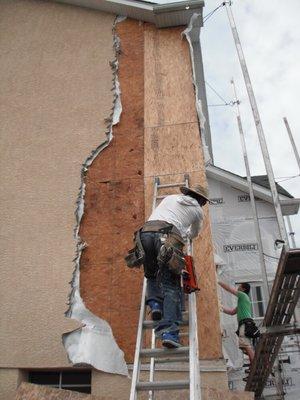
[246,269,300,394]
[148,330,156,400]
[148,177,161,400]
[272,275,294,326]
[130,277,148,400]
[263,248,288,326]
[189,292,201,400]
[246,335,285,395]
[152,177,159,211]
[278,275,298,325]
[283,279,300,325]
[187,239,201,400]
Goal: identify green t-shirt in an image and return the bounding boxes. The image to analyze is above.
[237,291,252,322]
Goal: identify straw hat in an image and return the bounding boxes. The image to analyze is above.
[180,184,210,203]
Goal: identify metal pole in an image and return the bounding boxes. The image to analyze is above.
[283,117,300,171]
[224,1,288,246]
[285,216,296,248]
[234,103,286,398]
[231,79,270,299]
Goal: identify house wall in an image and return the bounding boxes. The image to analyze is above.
[80,19,223,363]
[208,177,300,398]
[207,177,281,282]
[1,0,225,398]
[0,0,115,396]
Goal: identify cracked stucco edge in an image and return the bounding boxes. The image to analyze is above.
[182,14,212,166]
[62,15,129,377]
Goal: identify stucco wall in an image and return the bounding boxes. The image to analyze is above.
[16,382,254,400]
[0,369,27,400]
[0,0,115,369]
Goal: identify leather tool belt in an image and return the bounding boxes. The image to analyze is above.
[142,220,184,245]
[124,228,145,268]
[142,220,186,275]
[124,220,186,274]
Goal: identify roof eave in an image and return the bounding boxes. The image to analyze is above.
[53,0,204,28]
[206,165,300,216]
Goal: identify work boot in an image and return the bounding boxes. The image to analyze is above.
[162,332,181,348]
[147,300,162,321]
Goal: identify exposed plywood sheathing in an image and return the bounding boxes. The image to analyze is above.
[77,19,145,363]
[0,0,115,368]
[144,23,222,359]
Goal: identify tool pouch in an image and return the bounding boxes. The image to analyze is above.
[124,229,145,268]
[157,235,185,275]
[244,319,260,339]
[238,318,260,339]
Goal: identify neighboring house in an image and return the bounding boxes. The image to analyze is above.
[207,164,300,400]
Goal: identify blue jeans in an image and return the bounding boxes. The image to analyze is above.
[140,231,182,336]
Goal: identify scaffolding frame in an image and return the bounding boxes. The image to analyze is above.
[245,247,300,398]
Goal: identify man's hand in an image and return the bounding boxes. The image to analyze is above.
[218,280,238,296]
[222,306,237,316]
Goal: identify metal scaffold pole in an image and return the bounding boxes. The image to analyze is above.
[231,80,285,399]
[282,116,299,249]
[231,79,270,300]
[224,1,288,246]
[286,216,296,248]
[283,117,300,171]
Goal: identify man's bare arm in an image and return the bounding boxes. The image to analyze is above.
[218,281,238,296]
[222,306,237,315]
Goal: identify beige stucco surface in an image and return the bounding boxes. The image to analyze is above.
[91,370,254,400]
[0,369,27,400]
[0,0,115,368]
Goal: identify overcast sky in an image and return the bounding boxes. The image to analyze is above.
[200,0,300,246]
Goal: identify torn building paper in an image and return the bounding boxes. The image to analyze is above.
[63,16,128,377]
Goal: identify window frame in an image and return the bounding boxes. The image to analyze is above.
[28,370,92,393]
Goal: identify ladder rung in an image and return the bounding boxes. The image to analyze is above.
[157,182,186,189]
[143,320,188,329]
[136,379,190,391]
[140,347,189,359]
[154,356,189,364]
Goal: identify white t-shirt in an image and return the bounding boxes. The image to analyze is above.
[148,194,203,241]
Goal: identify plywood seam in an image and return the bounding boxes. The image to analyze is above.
[145,169,206,179]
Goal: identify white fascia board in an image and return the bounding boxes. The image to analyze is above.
[206,165,299,215]
[53,0,204,27]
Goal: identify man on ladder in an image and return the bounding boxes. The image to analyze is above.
[137,185,209,348]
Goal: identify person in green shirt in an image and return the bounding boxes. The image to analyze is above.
[218,281,255,364]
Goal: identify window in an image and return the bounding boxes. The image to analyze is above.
[28,370,91,393]
[249,283,265,319]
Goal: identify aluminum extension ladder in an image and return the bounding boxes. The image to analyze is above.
[129,175,201,400]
